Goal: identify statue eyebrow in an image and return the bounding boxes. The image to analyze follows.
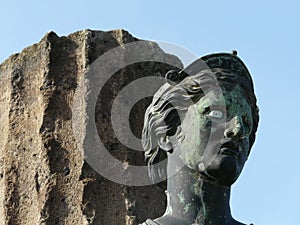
[202,106,211,114]
[201,105,224,115]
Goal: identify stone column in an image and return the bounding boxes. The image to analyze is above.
[0,29,182,225]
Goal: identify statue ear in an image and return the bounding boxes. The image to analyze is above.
[158,136,173,151]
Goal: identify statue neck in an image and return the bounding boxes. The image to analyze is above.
[162,164,235,225]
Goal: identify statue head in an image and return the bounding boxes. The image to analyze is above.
[142,52,259,186]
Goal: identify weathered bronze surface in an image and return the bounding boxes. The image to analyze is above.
[140,52,259,225]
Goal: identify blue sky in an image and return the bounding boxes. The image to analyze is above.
[1,1,300,224]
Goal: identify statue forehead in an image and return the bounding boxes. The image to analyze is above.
[193,84,252,117]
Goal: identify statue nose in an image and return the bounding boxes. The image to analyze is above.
[224,116,244,139]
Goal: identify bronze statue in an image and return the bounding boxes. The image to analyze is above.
[140,52,259,225]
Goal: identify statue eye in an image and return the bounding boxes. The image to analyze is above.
[208,110,224,119]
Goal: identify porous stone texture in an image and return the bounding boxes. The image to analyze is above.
[0,30,182,225]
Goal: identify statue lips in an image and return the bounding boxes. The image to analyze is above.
[220,141,239,159]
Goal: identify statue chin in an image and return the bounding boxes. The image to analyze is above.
[198,156,240,186]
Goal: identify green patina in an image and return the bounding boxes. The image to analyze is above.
[183,203,194,214]
[178,83,253,170]
[177,190,185,204]
[219,84,253,136]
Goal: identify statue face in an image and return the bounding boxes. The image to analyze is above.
[174,83,253,185]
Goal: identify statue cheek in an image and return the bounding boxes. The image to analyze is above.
[241,138,250,156]
[237,142,250,171]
